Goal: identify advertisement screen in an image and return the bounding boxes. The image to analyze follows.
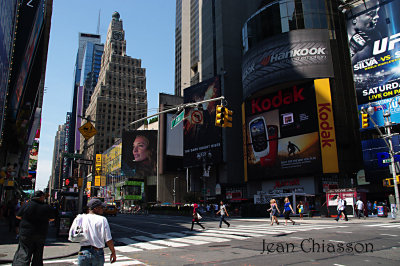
[347,0,400,107]
[244,82,321,180]
[122,130,157,178]
[183,77,222,168]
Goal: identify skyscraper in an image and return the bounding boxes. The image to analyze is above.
[49,124,66,197]
[84,12,147,163]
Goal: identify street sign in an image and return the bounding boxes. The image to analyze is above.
[171,110,185,129]
[383,158,392,164]
[76,158,93,165]
[191,110,203,124]
[79,121,97,140]
[63,152,83,159]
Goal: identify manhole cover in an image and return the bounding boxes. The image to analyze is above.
[208,244,230,248]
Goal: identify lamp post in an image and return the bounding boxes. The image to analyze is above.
[173,177,179,204]
[361,97,400,213]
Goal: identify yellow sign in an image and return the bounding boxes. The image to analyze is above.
[101,176,106,187]
[79,121,97,140]
[87,181,91,190]
[95,154,102,186]
[314,78,339,173]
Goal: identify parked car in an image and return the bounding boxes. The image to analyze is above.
[104,205,118,216]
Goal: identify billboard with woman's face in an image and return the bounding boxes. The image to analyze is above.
[122,130,157,178]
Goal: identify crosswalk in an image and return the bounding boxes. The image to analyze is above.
[113,223,347,253]
[4,254,148,266]
[364,223,400,228]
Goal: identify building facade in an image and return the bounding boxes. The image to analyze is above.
[49,124,66,198]
[241,0,363,209]
[84,12,147,195]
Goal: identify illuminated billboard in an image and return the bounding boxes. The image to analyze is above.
[347,0,400,114]
[122,130,157,178]
[244,81,323,180]
[183,77,222,168]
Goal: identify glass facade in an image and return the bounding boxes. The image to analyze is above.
[243,0,329,54]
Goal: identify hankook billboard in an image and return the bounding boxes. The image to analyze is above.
[183,77,222,168]
[242,29,334,98]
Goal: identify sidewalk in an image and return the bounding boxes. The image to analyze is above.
[235,215,400,224]
[0,220,80,264]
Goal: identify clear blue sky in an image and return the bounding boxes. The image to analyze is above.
[36,0,175,189]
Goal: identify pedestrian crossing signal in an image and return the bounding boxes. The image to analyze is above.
[361,113,369,128]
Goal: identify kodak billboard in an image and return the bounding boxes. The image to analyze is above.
[314,78,338,173]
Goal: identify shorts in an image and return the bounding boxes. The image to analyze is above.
[284,210,291,219]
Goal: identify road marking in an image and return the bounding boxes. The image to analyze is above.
[117,237,138,245]
[290,237,303,239]
[165,232,230,242]
[185,231,248,240]
[110,223,151,234]
[333,264,346,266]
[132,235,189,247]
[380,234,398,237]
[41,254,147,265]
[337,231,352,234]
[329,240,345,243]
[151,233,209,245]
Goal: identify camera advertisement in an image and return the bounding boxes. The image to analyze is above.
[244,81,322,180]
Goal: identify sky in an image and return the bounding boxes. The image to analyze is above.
[36,0,176,190]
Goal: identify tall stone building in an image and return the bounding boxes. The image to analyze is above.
[84,12,147,163]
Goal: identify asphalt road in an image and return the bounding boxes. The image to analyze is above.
[39,214,400,265]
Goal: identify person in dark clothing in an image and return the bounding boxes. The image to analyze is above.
[13,191,55,266]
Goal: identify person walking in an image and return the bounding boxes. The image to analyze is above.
[216,201,230,228]
[335,197,348,222]
[12,191,55,266]
[190,203,205,231]
[297,201,304,220]
[373,201,378,215]
[71,198,116,265]
[267,199,280,225]
[367,201,372,216]
[356,198,366,219]
[283,198,295,225]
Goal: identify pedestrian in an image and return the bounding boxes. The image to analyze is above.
[12,191,56,266]
[191,203,205,231]
[335,197,348,222]
[356,198,366,219]
[367,201,372,216]
[214,203,219,217]
[267,199,280,225]
[71,198,116,265]
[216,201,230,228]
[297,201,304,220]
[373,201,377,215]
[283,198,296,225]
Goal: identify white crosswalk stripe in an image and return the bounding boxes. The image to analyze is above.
[364,223,400,228]
[38,254,147,265]
[111,223,347,254]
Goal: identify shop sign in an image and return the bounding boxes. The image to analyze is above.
[273,179,300,189]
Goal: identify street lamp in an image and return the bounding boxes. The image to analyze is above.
[361,97,400,213]
[173,177,179,204]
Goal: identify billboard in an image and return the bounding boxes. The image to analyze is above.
[242,29,334,98]
[28,140,39,171]
[347,0,400,107]
[183,76,222,168]
[0,0,17,140]
[122,130,157,178]
[244,81,322,180]
[102,139,122,175]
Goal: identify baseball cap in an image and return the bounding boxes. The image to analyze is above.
[87,199,107,209]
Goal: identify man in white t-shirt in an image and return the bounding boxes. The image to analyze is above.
[334,197,348,222]
[73,199,116,265]
[216,201,230,228]
[356,198,365,219]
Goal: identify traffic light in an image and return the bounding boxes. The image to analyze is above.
[224,108,233,127]
[215,105,225,127]
[65,178,72,187]
[383,178,394,187]
[361,113,369,128]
